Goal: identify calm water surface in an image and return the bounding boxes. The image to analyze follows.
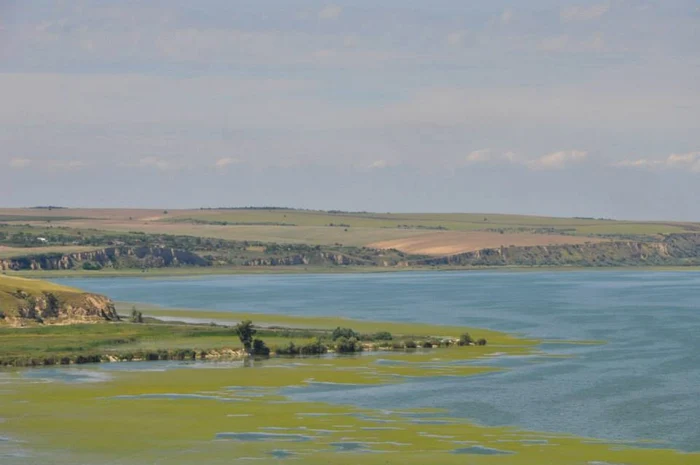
[55,271,700,451]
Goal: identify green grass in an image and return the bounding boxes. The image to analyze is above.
[0,306,519,363]
[5,208,698,248]
[0,245,100,259]
[0,214,87,222]
[133,305,523,343]
[165,209,697,236]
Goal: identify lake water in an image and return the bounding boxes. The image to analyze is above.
[55,271,700,452]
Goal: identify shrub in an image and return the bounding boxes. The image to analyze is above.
[335,337,362,353]
[275,341,298,355]
[458,333,474,346]
[252,338,270,357]
[374,331,393,341]
[82,261,102,271]
[300,339,327,355]
[391,341,404,350]
[476,338,487,346]
[404,340,417,349]
[422,340,434,348]
[332,327,359,341]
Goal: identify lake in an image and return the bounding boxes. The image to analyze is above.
[54,270,700,452]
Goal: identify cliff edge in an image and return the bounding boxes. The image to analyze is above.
[0,275,119,325]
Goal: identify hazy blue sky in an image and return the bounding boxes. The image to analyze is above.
[1,1,699,219]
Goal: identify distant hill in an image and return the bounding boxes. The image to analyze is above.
[0,275,119,325]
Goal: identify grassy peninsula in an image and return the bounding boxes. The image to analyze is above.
[1,275,697,464]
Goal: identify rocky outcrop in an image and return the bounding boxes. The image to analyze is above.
[244,252,368,267]
[245,255,311,266]
[1,286,119,325]
[0,246,210,271]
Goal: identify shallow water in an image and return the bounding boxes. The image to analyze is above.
[55,271,700,451]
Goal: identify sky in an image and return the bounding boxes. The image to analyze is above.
[0,0,699,219]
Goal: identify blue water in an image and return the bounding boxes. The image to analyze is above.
[54,271,700,451]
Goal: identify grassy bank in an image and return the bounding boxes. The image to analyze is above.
[0,308,515,367]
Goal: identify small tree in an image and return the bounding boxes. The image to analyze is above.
[458,333,474,346]
[43,292,61,319]
[476,338,487,346]
[235,320,256,353]
[130,307,143,323]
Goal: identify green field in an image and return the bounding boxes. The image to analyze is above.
[3,207,697,240]
[166,209,692,233]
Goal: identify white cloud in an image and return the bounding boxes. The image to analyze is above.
[527,150,588,170]
[48,160,88,169]
[9,158,32,168]
[136,157,172,170]
[215,157,241,168]
[561,4,610,22]
[465,150,522,165]
[466,149,585,170]
[446,30,467,46]
[667,152,700,167]
[466,149,493,163]
[500,8,514,25]
[612,159,661,168]
[616,152,700,172]
[368,160,389,169]
[318,5,342,20]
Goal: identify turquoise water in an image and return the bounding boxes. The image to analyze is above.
[55,271,700,451]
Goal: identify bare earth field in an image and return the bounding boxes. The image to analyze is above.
[368,231,606,256]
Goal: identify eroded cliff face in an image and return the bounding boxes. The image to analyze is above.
[243,252,358,266]
[1,287,119,326]
[0,246,209,271]
[414,234,700,267]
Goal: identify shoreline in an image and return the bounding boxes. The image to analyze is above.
[7,264,700,279]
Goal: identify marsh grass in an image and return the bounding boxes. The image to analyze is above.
[1,351,696,465]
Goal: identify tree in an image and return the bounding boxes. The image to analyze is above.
[235,320,256,353]
[42,292,60,318]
